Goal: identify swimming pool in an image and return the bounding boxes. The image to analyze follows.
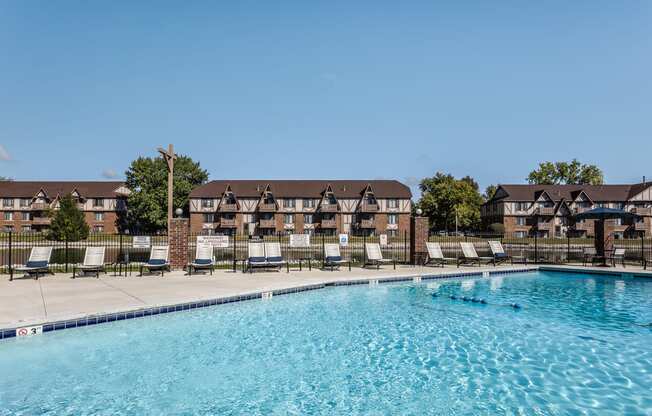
[1,270,651,415]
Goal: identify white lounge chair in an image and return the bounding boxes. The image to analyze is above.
[364,243,395,269]
[14,246,53,280]
[246,242,268,273]
[488,241,511,265]
[323,243,351,271]
[583,247,598,266]
[607,248,626,268]
[72,246,106,278]
[187,243,215,276]
[458,242,494,267]
[264,242,287,272]
[140,245,170,276]
[424,242,456,267]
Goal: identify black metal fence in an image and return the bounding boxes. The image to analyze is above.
[428,232,651,265]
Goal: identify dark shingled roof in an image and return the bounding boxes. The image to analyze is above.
[190,180,412,199]
[489,183,652,203]
[0,181,127,198]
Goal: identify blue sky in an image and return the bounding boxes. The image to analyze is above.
[1,1,651,195]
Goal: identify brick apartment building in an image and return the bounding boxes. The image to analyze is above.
[189,180,412,236]
[0,181,129,233]
[481,183,652,238]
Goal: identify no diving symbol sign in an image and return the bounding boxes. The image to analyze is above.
[16,325,43,337]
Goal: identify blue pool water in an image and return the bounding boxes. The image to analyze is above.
[1,271,652,415]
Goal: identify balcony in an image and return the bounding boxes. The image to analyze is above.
[359,202,379,212]
[634,222,647,231]
[31,203,49,211]
[258,203,276,212]
[319,203,338,212]
[218,203,237,212]
[32,217,52,226]
[536,207,555,216]
[574,221,591,230]
[320,219,337,228]
[219,218,237,228]
[258,219,276,228]
[536,221,553,230]
[573,206,591,214]
[358,219,375,228]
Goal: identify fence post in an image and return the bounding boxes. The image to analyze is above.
[232,232,237,272]
[8,231,12,281]
[534,233,538,264]
[363,233,367,265]
[65,235,69,273]
[567,235,571,264]
[641,235,645,266]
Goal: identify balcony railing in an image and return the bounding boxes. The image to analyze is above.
[574,221,591,230]
[358,219,375,228]
[219,203,237,212]
[32,217,52,225]
[219,218,237,228]
[634,222,647,231]
[320,219,337,228]
[632,207,652,216]
[31,203,49,211]
[258,219,276,228]
[359,202,379,212]
[258,203,276,212]
[536,221,553,230]
[536,207,555,216]
[319,203,338,212]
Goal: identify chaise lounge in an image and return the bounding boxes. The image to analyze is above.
[14,246,54,280]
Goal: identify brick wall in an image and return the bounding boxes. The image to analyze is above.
[410,216,429,265]
[169,218,189,270]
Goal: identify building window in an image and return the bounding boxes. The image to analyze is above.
[93,198,104,207]
[95,212,104,221]
[93,225,104,233]
[303,214,313,224]
[303,199,316,209]
[388,214,398,225]
[388,199,399,209]
[515,231,527,238]
[3,212,13,221]
[19,199,30,207]
[21,212,30,221]
[514,202,527,211]
[203,213,215,223]
[4,225,14,232]
[201,199,214,208]
[516,217,526,226]
[21,225,31,232]
[614,218,622,226]
[283,199,296,208]
[2,198,13,207]
[284,214,294,224]
[614,202,624,210]
[387,229,398,237]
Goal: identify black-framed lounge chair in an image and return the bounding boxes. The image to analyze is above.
[645,256,649,270]
[488,241,511,265]
[323,243,351,271]
[264,242,288,272]
[246,242,267,273]
[364,243,395,269]
[72,247,106,278]
[458,242,494,267]
[139,245,170,276]
[424,242,456,267]
[14,246,53,280]
[582,247,598,266]
[187,243,214,276]
[606,248,626,268]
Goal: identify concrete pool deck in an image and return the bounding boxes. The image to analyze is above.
[1,264,650,335]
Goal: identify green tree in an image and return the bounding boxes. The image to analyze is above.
[48,195,89,241]
[125,155,208,233]
[416,172,483,231]
[483,184,497,201]
[527,159,603,185]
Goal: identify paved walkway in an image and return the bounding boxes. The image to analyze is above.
[1,264,649,329]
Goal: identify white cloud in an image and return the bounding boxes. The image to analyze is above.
[0,145,11,161]
[102,169,119,179]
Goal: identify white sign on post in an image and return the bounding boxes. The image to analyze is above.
[379,234,388,247]
[132,236,151,248]
[339,234,349,247]
[197,235,229,248]
[290,234,310,248]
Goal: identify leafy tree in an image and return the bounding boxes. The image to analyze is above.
[125,155,208,233]
[484,184,497,201]
[416,172,483,231]
[527,159,603,185]
[48,195,89,241]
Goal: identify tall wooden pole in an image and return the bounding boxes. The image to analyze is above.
[158,144,177,235]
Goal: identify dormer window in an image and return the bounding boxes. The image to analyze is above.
[263,193,274,204]
[93,198,104,207]
[283,199,295,208]
[224,193,236,204]
[388,199,399,209]
[3,198,13,207]
[19,199,30,207]
[201,199,214,208]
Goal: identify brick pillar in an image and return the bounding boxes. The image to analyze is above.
[169,218,189,270]
[410,216,429,265]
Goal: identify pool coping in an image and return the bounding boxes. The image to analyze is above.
[2,264,650,341]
